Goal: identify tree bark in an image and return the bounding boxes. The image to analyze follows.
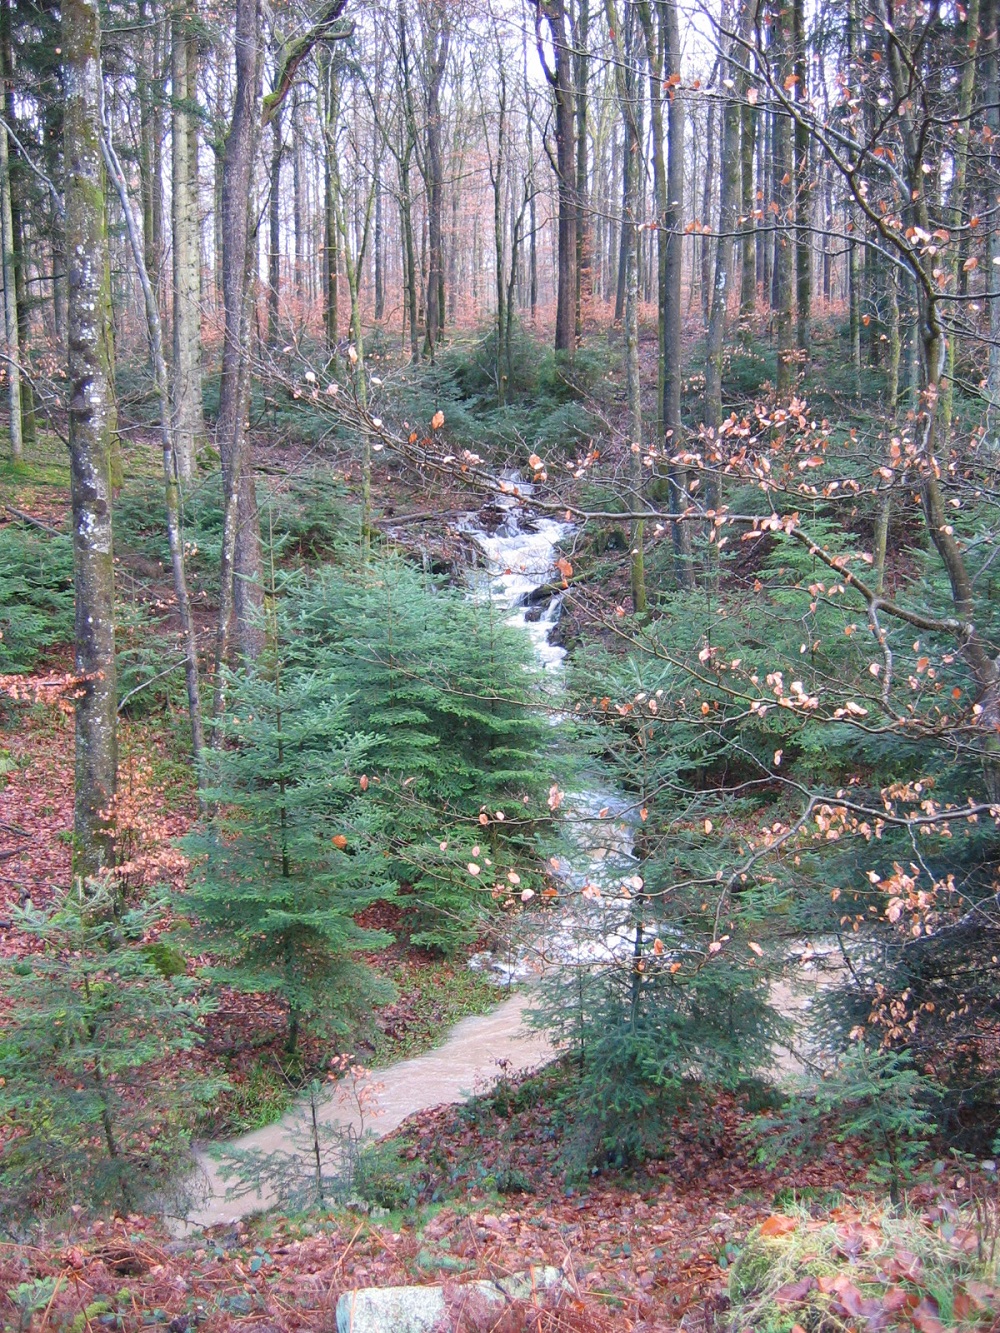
[574,0,591,341]
[213,0,264,706]
[267,95,283,346]
[171,10,202,480]
[64,0,118,880]
[102,103,204,762]
[792,0,810,354]
[772,1,795,396]
[421,1,449,361]
[537,0,577,354]
[706,3,748,439]
[0,90,22,461]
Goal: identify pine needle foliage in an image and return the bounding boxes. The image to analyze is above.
[0,882,218,1221]
[0,527,74,672]
[282,555,555,952]
[183,660,394,1055]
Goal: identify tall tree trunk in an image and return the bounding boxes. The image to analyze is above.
[606,0,645,608]
[537,0,578,354]
[102,104,204,761]
[171,11,202,480]
[320,49,341,361]
[639,0,692,588]
[701,98,716,331]
[772,2,795,395]
[524,24,538,322]
[0,96,22,460]
[663,1,691,585]
[422,3,449,360]
[574,0,591,342]
[213,0,264,709]
[137,2,164,304]
[738,96,756,339]
[267,98,283,346]
[64,0,118,880]
[292,86,306,304]
[706,4,747,440]
[792,0,810,354]
[398,1,421,361]
[986,0,1000,443]
[374,168,385,322]
[940,0,979,437]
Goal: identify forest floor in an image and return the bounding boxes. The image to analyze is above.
[1,1078,995,1330]
[4,322,999,1329]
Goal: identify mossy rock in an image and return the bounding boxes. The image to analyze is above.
[141,941,188,978]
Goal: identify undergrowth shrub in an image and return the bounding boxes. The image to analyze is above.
[728,1200,1000,1332]
[0,882,220,1223]
[0,527,74,671]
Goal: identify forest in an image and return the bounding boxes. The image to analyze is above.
[1,0,1000,1326]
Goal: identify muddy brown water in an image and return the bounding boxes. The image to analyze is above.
[177,992,552,1232]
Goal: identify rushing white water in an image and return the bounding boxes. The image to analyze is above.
[173,496,834,1232]
[462,499,644,983]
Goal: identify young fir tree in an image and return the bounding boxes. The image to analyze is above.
[283,555,555,952]
[533,639,783,1172]
[184,657,394,1055]
[0,881,217,1220]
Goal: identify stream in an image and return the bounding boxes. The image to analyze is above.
[176,499,837,1232]
[178,497,604,1232]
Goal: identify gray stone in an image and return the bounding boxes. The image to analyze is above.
[335,1266,566,1333]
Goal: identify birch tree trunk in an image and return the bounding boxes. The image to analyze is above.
[64,0,118,880]
[0,98,22,461]
[102,98,204,762]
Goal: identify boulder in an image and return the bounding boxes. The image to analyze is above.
[335,1265,566,1332]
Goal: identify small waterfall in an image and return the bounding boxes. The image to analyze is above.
[460,498,642,981]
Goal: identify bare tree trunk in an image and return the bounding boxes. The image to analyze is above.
[0,0,35,448]
[64,0,118,879]
[537,0,577,354]
[374,168,385,322]
[606,0,645,608]
[213,0,264,709]
[138,0,164,303]
[0,94,22,460]
[701,98,716,331]
[792,0,810,355]
[772,2,795,396]
[102,103,204,761]
[292,86,306,304]
[320,49,341,361]
[940,0,979,437]
[739,96,756,339]
[398,2,421,361]
[986,0,1000,443]
[574,0,591,342]
[267,97,283,346]
[421,2,449,360]
[171,11,202,480]
[706,4,747,441]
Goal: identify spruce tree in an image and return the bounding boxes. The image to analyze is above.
[0,882,217,1220]
[283,555,555,952]
[184,658,394,1054]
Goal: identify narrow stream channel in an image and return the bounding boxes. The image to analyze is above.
[178,498,596,1232]
[175,499,838,1232]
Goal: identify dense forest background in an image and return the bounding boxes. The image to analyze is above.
[2,0,1000,1326]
